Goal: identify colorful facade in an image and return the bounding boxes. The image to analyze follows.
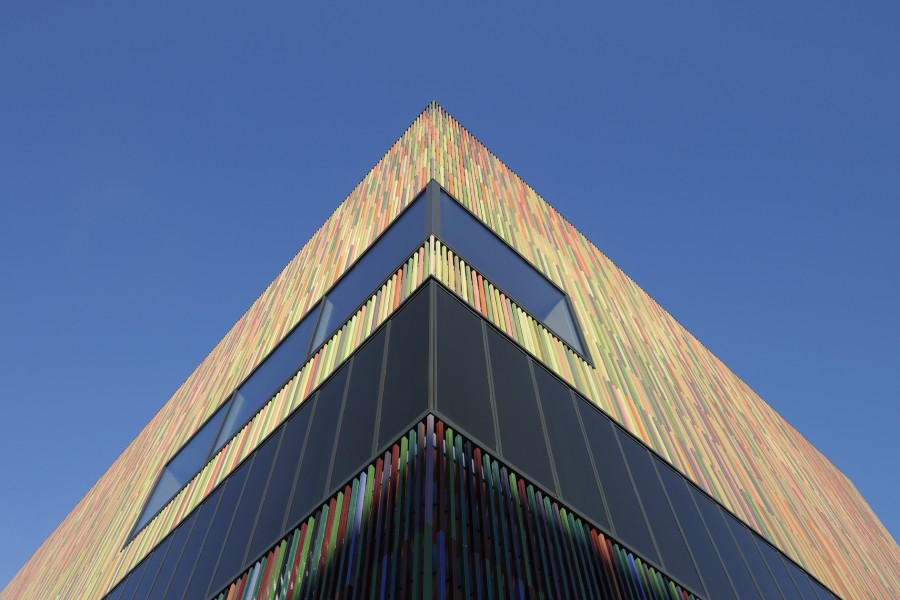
[3,103,898,599]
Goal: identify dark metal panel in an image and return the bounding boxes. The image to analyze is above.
[145,510,197,600]
[330,328,387,489]
[207,427,283,596]
[160,486,222,599]
[286,366,349,528]
[621,439,705,594]
[434,286,496,451]
[532,364,608,531]
[245,400,314,563]
[485,327,556,493]
[656,460,738,598]
[783,555,827,600]
[377,287,430,449]
[693,486,762,599]
[755,535,805,600]
[726,513,787,599]
[179,456,252,600]
[125,534,171,600]
[577,401,659,565]
[115,557,147,600]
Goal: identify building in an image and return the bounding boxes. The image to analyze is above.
[4,103,898,600]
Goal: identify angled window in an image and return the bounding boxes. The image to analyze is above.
[310,196,427,349]
[129,180,587,542]
[436,190,585,355]
[130,402,228,535]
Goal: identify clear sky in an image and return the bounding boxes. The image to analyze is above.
[1,2,898,590]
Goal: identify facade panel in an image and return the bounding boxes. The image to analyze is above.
[4,105,898,600]
[106,283,852,600]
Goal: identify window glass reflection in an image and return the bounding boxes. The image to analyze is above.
[133,470,181,535]
[169,405,226,481]
[213,392,255,453]
[214,311,317,453]
[438,192,584,354]
[311,195,427,349]
[287,366,349,527]
[534,365,609,530]
[246,403,314,562]
[330,328,386,488]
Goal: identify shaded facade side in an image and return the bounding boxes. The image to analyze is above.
[106,284,839,600]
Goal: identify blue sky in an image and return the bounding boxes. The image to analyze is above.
[1,2,898,589]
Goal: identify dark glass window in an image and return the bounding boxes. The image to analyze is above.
[620,440,704,594]
[287,366,349,527]
[813,581,839,600]
[604,426,662,565]
[134,309,318,539]
[162,486,222,600]
[182,457,252,600]
[214,311,317,453]
[435,287,496,451]
[115,557,148,600]
[209,428,283,596]
[533,366,608,530]
[378,288,431,448]
[312,195,427,349]
[331,328,386,489]
[783,557,824,600]
[246,402,314,563]
[725,514,785,599]
[131,403,228,535]
[125,534,171,600]
[577,402,659,564]
[213,394,256,455]
[105,580,125,600]
[167,404,227,483]
[486,328,556,493]
[131,471,181,538]
[754,536,803,600]
[438,191,584,354]
[146,510,197,600]
[655,462,734,598]
[693,488,761,600]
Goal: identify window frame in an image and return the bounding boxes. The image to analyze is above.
[433,184,590,360]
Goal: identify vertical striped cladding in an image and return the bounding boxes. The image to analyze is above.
[107,247,432,594]
[430,239,586,385]
[427,106,899,599]
[4,103,897,600]
[213,416,699,600]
